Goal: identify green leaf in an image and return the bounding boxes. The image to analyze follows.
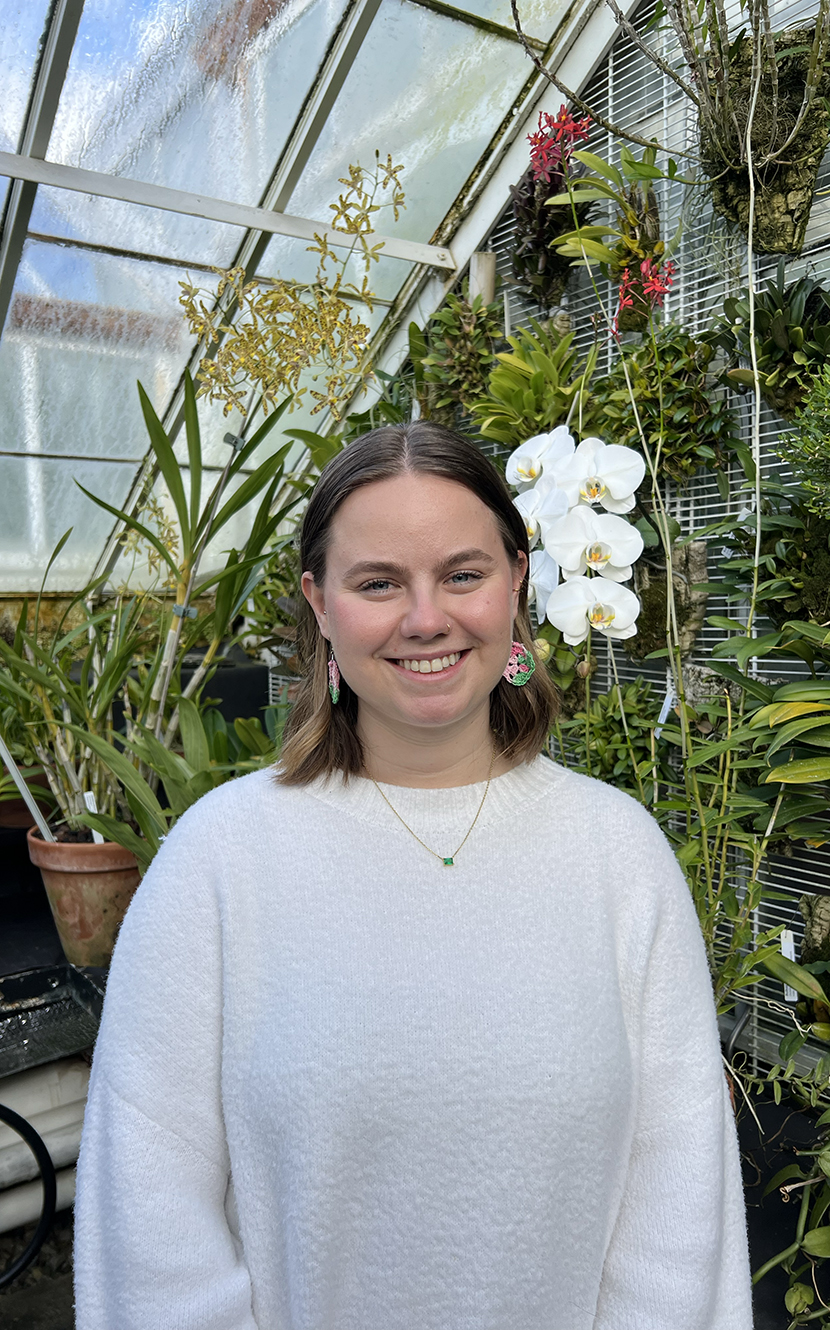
[74,482,180,578]
[760,953,829,1003]
[234,716,272,757]
[570,150,624,186]
[183,371,202,535]
[762,1163,807,1198]
[208,442,292,538]
[179,697,211,772]
[138,381,189,551]
[64,724,168,831]
[802,1227,830,1258]
[765,757,830,784]
[76,811,154,871]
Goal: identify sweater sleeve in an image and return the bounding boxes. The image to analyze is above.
[593,812,753,1330]
[73,802,257,1330]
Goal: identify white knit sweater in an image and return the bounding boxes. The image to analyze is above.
[73,755,753,1330]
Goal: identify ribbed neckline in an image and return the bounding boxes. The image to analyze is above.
[301,753,569,836]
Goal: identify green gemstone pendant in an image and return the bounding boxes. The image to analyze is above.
[442,857,455,866]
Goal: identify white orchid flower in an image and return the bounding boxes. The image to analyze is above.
[528,547,560,607]
[543,576,640,644]
[513,476,568,549]
[505,425,575,492]
[549,436,646,514]
[543,507,644,582]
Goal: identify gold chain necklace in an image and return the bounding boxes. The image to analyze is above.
[369,749,496,867]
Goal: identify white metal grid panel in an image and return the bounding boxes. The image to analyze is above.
[485,0,830,1069]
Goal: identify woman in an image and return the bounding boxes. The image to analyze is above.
[74,422,752,1329]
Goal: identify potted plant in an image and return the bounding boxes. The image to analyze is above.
[710,263,830,420]
[592,324,740,487]
[468,319,600,450]
[0,375,298,966]
[509,105,593,309]
[545,143,679,332]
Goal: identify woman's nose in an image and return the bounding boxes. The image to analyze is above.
[399,591,450,639]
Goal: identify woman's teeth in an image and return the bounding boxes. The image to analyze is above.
[398,652,461,673]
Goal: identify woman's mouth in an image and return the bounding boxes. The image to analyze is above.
[391,650,466,675]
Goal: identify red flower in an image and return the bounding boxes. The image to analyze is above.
[612,259,677,335]
[639,257,676,306]
[527,105,591,183]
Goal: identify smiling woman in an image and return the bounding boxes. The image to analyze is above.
[282,424,558,788]
[73,424,753,1330]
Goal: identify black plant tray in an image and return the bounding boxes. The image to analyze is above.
[0,964,106,1078]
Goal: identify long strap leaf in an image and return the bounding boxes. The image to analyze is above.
[138,380,190,553]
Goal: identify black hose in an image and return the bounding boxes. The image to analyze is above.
[0,1102,57,1289]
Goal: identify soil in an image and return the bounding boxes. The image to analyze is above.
[30,827,94,845]
[0,1209,73,1297]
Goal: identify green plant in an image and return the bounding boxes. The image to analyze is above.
[553,677,675,800]
[546,144,679,332]
[0,372,301,834]
[701,485,830,633]
[75,698,290,871]
[782,363,830,518]
[410,284,503,418]
[710,262,830,420]
[592,325,740,486]
[697,25,830,255]
[468,319,600,449]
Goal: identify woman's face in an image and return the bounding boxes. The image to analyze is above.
[302,471,527,738]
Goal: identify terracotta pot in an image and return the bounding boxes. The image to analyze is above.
[0,776,52,828]
[26,829,140,968]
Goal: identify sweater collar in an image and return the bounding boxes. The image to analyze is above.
[301,753,567,834]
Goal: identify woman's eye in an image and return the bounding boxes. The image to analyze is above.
[360,579,393,593]
[448,570,482,585]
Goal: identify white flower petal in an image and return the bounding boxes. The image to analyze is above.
[599,492,636,515]
[529,547,560,605]
[593,443,646,499]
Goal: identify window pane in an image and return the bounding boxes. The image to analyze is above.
[0,1,53,154]
[46,0,347,206]
[284,2,529,249]
[0,454,140,591]
[444,0,559,39]
[0,239,214,461]
[28,184,240,266]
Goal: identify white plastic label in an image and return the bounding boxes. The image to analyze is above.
[781,929,798,1003]
[654,684,675,740]
[83,791,105,845]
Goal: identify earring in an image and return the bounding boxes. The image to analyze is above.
[328,647,340,704]
[502,640,536,687]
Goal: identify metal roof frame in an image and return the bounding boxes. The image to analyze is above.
[0,0,85,340]
[0,152,455,270]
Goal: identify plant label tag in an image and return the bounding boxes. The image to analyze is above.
[654,683,675,740]
[83,791,105,845]
[781,929,798,1003]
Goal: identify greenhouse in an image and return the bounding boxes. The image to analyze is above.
[3,0,830,1324]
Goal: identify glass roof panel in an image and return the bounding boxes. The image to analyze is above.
[28,184,240,266]
[447,0,558,39]
[0,1,53,154]
[0,239,214,460]
[283,1,530,247]
[0,454,141,592]
[46,0,348,204]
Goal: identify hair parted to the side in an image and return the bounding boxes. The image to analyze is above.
[277,422,560,784]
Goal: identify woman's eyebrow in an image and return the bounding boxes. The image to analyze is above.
[343,550,496,580]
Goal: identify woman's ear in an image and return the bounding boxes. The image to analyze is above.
[301,571,329,639]
[512,551,529,608]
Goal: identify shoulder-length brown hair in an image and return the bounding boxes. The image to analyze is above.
[278,422,559,784]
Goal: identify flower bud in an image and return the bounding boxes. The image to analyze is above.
[533,638,552,663]
[785,1283,814,1314]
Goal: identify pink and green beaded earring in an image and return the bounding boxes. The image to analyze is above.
[327,647,341,704]
[502,640,535,686]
